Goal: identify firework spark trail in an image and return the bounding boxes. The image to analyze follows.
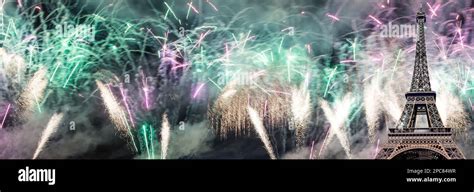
[142,125,151,159]
[34,5,41,11]
[63,62,81,88]
[437,86,470,134]
[0,49,26,84]
[49,62,62,82]
[318,125,331,158]
[365,75,404,141]
[364,80,380,142]
[390,49,402,81]
[187,2,200,14]
[291,79,311,147]
[141,71,150,110]
[97,81,138,152]
[193,30,211,49]
[368,15,382,25]
[193,83,205,99]
[426,3,437,18]
[161,113,171,160]
[206,0,218,12]
[382,85,403,122]
[320,93,354,159]
[309,140,315,159]
[247,106,276,160]
[373,139,380,159]
[150,126,155,159]
[18,68,48,118]
[212,84,291,139]
[0,104,10,129]
[164,2,180,24]
[32,113,64,159]
[221,89,237,99]
[119,85,135,128]
[324,66,338,97]
[326,13,340,21]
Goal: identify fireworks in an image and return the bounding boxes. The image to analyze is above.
[17,68,48,118]
[0,0,471,159]
[97,80,138,152]
[138,124,156,159]
[368,15,383,25]
[364,79,404,142]
[0,48,26,86]
[0,104,11,129]
[247,106,276,160]
[437,86,471,137]
[364,79,381,143]
[161,113,171,160]
[33,113,64,159]
[320,93,355,159]
[373,139,380,159]
[291,78,312,147]
[210,83,291,139]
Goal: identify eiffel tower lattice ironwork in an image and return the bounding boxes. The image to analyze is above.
[375,7,465,160]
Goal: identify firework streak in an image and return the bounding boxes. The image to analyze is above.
[291,77,312,147]
[97,81,138,152]
[33,113,64,159]
[161,113,171,160]
[247,106,277,159]
[18,68,48,118]
[320,94,354,159]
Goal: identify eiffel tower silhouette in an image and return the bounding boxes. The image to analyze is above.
[375,7,465,159]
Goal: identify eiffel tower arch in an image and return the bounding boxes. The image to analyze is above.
[375,7,465,160]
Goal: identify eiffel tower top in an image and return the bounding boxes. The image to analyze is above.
[395,5,446,130]
[409,6,432,92]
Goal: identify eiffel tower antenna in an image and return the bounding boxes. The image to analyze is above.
[375,8,465,160]
[418,0,425,11]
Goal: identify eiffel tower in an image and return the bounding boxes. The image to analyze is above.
[375,7,465,160]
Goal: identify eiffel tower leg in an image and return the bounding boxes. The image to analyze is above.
[439,138,466,159]
[375,147,395,159]
[444,147,465,159]
[426,102,444,128]
[397,103,414,129]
